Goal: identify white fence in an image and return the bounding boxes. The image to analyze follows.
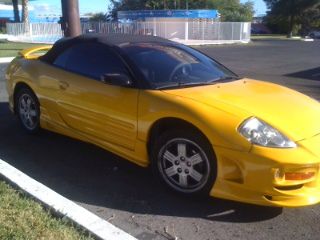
[6,23,63,43]
[6,21,251,45]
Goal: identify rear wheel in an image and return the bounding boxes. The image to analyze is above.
[15,87,40,133]
[152,129,217,195]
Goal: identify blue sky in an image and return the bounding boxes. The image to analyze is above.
[241,0,267,16]
[29,0,267,16]
[29,0,111,16]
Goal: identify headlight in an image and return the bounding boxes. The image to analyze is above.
[238,117,296,148]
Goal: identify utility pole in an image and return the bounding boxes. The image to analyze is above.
[61,0,81,37]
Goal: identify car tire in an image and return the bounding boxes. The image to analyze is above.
[151,129,217,196]
[15,87,40,133]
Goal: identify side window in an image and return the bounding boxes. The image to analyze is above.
[55,42,128,80]
[53,47,72,68]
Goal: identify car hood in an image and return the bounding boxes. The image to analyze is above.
[162,79,320,141]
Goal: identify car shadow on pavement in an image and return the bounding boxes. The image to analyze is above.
[285,67,320,81]
[0,102,282,223]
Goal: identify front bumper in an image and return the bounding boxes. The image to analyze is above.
[210,133,320,207]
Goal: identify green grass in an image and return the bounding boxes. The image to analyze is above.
[251,34,302,40]
[0,40,46,58]
[0,181,94,240]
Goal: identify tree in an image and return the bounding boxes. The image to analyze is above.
[61,0,81,37]
[22,0,29,23]
[300,4,320,35]
[264,0,320,37]
[207,0,254,22]
[4,0,35,23]
[89,12,108,22]
[12,0,20,22]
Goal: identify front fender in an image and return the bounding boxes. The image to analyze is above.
[137,90,252,152]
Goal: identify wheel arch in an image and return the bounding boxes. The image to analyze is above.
[13,82,37,114]
[147,117,213,156]
[148,117,218,195]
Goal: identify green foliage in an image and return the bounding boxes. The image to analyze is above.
[300,5,320,34]
[108,0,254,22]
[0,26,6,34]
[208,0,254,22]
[263,14,289,34]
[263,0,320,36]
[89,12,108,22]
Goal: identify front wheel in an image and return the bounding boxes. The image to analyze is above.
[152,129,217,195]
[15,87,40,133]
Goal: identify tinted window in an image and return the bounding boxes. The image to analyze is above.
[54,47,71,67]
[54,42,128,80]
[122,43,237,89]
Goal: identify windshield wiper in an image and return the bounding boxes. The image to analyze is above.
[207,76,241,83]
[156,76,241,90]
[156,81,215,90]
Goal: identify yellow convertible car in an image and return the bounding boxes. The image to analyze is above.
[5,34,320,207]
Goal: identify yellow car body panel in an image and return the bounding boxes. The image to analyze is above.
[162,80,320,141]
[5,48,320,207]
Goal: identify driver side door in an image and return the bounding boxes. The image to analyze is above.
[52,42,139,150]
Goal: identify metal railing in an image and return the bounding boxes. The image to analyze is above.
[6,21,251,44]
[6,22,63,43]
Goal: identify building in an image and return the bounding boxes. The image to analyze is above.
[118,9,219,22]
[117,9,220,41]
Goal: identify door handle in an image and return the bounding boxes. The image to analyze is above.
[59,81,69,90]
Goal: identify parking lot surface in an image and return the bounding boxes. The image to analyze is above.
[0,40,319,240]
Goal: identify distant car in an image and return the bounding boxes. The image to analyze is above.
[251,28,269,34]
[5,34,320,207]
[309,31,320,39]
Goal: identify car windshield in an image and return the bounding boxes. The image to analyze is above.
[121,43,238,89]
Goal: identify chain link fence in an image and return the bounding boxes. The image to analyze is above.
[6,21,251,44]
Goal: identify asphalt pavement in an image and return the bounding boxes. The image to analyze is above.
[0,40,320,240]
[197,39,320,100]
[0,63,7,102]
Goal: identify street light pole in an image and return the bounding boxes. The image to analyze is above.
[61,0,81,37]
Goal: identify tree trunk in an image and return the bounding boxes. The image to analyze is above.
[61,0,81,37]
[22,0,29,24]
[12,0,20,22]
[287,14,294,38]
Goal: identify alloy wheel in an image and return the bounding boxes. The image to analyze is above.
[18,93,39,131]
[158,138,211,193]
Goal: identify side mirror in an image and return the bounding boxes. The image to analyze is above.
[101,73,133,87]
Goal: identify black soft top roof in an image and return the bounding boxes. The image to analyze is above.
[40,33,174,63]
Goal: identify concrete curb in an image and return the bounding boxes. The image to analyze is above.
[0,159,138,240]
[0,57,14,63]
[302,38,314,42]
